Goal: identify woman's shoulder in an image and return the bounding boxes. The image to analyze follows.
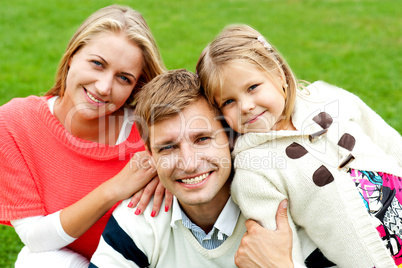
[0,95,48,116]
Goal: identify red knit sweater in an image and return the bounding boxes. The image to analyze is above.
[0,96,145,260]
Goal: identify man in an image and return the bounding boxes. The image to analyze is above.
[90,69,296,268]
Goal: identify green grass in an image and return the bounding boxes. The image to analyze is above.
[1,0,401,265]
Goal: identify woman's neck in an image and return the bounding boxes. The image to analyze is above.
[53,97,125,145]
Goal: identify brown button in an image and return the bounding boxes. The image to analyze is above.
[285,142,308,159]
[338,133,356,151]
[312,112,333,129]
[313,165,334,187]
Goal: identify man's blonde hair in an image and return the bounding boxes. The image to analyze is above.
[134,69,219,147]
[196,24,298,128]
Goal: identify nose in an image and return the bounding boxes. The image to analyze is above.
[177,143,198,173]
[95,73,113,96]
[240,95,256,114]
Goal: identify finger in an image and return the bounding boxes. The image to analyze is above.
[164,189,173,212]
[131,151,154,171]
[128,189,143,209]
[276,199,289,231]
[135,177,159,215]
[244,219,261,231]
[151,179,165,217]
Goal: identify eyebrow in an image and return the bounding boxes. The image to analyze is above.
[151,130,215,149]
[91,54,137,81]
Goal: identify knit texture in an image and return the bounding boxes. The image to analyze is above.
[0,95,144,259]
[231,81,402,268]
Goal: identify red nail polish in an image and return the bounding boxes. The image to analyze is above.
[127,202,133,208]
[135,208,141,215]
[151,211,156,217]
[165,206,169,212]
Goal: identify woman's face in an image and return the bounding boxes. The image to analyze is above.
[63,31,143,120]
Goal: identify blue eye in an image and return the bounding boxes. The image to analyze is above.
[159,145,174,152]
[198,137,211,142]
[248,84,258,92]
[222,99,234,107]
[119,75,130,83]
[92,60,103,67]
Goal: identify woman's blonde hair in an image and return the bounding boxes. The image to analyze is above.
[45,5,165,107]
[196,24,298,128]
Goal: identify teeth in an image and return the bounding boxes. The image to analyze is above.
[181,173,209,184]
[86,91,102,103]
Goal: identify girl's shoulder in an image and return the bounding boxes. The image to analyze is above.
[297,81,360,113]
[303,81,354,100]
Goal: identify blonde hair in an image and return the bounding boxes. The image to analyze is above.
[134,69,219,147]
[45,5,165,107]
[196,24,298,128]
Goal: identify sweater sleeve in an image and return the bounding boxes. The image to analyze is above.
[348,91,402,168]
[0,107,44,224]
[11,211,76,252]
[230,167,306,264]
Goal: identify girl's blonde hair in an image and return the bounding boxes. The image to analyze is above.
[45,5,166,107]
[196,24,298,128]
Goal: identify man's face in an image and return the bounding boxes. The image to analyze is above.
[148,98,232,207]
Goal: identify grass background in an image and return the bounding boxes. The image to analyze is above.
[0,0,401,266]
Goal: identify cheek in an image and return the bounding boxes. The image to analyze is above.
[222,109,240,132]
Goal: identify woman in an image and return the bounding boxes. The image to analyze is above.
[0,5,171,267]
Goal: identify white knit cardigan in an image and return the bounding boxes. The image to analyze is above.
[231,81,402,268]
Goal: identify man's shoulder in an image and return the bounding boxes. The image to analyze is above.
[111,199,173,241]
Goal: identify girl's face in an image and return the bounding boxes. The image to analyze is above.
[215,61,286,134]
[63,31,143,120]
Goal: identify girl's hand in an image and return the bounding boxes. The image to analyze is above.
[127,176,173,217]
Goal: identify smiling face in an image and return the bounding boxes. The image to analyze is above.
[215,61,288,133]
[62,31,143,120]
[148,98,232,208]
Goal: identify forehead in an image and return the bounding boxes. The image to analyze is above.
[149,99,222,146]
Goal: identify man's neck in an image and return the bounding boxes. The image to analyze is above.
[179,182,231,233]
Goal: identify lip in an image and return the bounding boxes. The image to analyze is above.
[177,172,211,188]
[245,111,266,124]
[83,88,107,106]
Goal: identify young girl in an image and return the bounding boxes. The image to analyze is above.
[196,24,402,267]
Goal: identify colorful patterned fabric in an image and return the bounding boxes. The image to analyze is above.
[350,169,402,266]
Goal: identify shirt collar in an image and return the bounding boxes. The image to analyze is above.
[170,196,240,238]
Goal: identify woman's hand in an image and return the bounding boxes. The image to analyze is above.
[109,151,157,201]
[122,151,173,217]
[235,200,294,268]
[127,175,173,217]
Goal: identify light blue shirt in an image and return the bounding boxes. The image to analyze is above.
[170,196,241,250]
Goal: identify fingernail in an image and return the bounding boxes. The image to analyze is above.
[282,200,288,209]
[165,206,169,212]
[135,208,141,215]
[151,211,156,217]
[127,202,133,208]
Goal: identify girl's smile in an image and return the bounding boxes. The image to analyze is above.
[216,61,287,133]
